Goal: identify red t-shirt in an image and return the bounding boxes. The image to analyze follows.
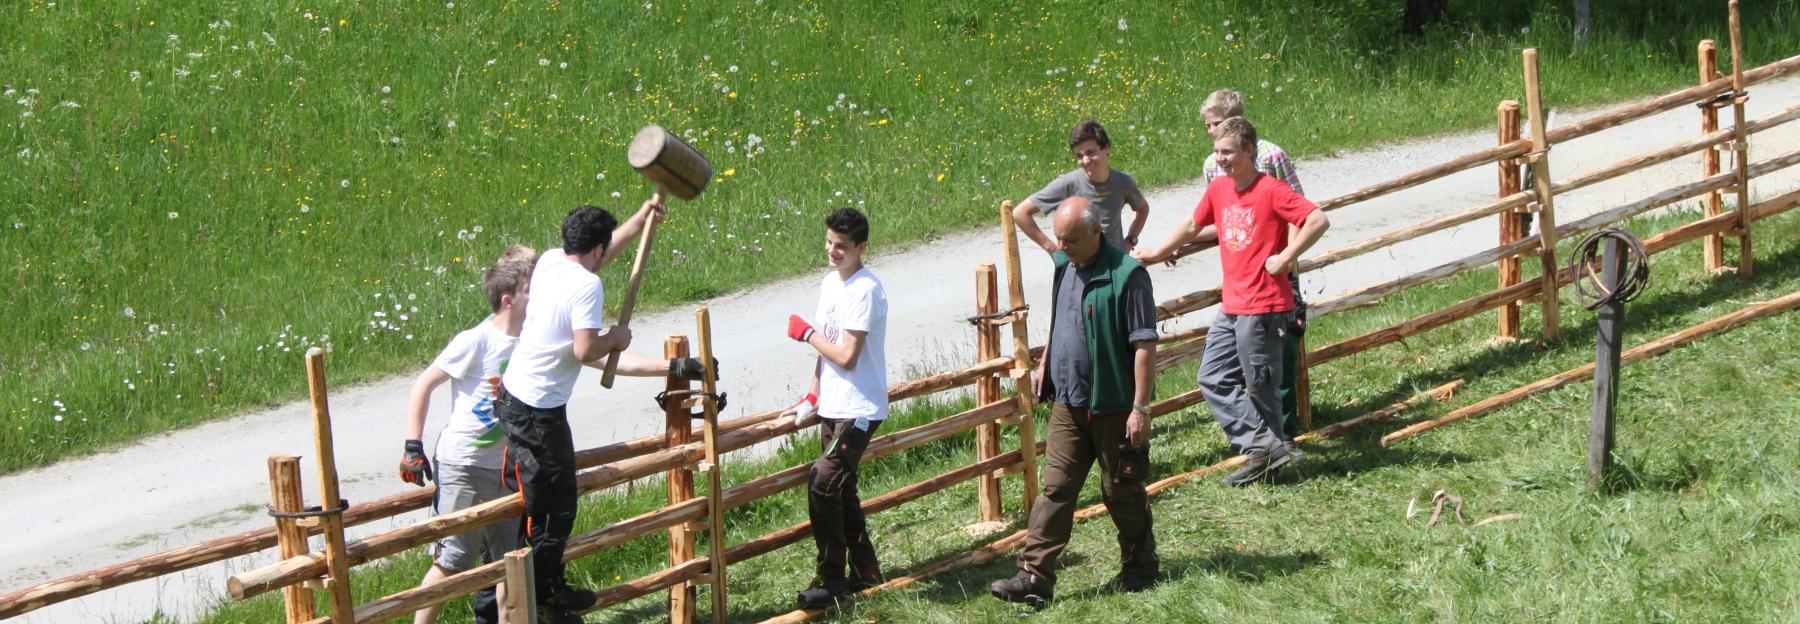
[1192,173,1318,315]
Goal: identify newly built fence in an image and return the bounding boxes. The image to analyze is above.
[4,16,1799,624]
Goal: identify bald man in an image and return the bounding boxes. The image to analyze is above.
[992,197,1161,607]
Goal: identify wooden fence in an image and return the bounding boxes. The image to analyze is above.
[4,14,1800,623]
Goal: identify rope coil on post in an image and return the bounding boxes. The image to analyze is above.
[1569,227,1651,310]
[266,499,350,519]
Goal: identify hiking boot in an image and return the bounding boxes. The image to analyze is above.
[1266,441,1305,475]
[542,584,597,612]
[1105,570,1161,593]
[1221,447,1272,487]
[989,572,1053,607]
[797,577,853,609]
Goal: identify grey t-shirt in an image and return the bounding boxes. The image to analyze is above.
[1049,260,1159,408]
[1029,168,1147,248]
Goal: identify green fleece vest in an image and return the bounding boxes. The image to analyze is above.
[1046,242,1146,414]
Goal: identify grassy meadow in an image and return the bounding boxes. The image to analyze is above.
[3,0,1798,473]
[178,205,1800,623]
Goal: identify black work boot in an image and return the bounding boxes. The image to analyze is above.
[797,577,853,609]
[1106,570,1161,593]
[542,583,597,612]
[989,572,1053,607]
[1221,446,1272,486]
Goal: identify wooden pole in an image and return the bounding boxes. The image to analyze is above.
[602,192,664,387]
[693,306,728,624]
[1588,238,1624,488]
[502,548,535,624]
[998,201,1040,517]
[1727,1,1754,276]
[974,264,1004,522]
[664,334,698,624]
[267,454,318,623]
[1699,40,1727,271]
[1497,100,1525,339]
[1523,49,1562,342]
[303,348,356,623]
[1383,289,1800,446]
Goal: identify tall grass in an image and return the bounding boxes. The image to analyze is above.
[3,0,1797,473]
[180,206,1800,622]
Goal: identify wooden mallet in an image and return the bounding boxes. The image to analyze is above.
[601,125,713,388]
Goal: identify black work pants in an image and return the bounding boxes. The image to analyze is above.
[809,417,882,582]
[497,386,580,598]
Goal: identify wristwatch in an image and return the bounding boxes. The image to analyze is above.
[1125,234,1140,247]
[1132,403,1151,416]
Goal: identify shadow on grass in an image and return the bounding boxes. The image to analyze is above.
[1186,548,1327,584]
[1310,225,1800,446]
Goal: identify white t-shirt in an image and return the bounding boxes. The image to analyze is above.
[430,320,516,469]
[502,252,605,408]
[813,267,889,420]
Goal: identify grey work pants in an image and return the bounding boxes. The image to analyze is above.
[1198,311,1292,454]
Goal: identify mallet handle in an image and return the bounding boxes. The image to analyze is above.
[600,192,663,388]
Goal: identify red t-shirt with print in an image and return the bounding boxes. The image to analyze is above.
[1192,173,1318,315]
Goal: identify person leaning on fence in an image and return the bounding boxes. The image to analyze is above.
[1134,116,1329,486]
[1011,119,1152,256]
[1195,88,1311,439]
[991,196,1160,608]
[780,207,891,609]
[397,246,537,624]
[494,202,714,622]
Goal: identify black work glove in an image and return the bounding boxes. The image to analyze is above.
[399,439,433,486]
[669,357,719,382]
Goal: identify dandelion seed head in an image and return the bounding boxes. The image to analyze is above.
[340,179,350,188]
[167,211,179,219]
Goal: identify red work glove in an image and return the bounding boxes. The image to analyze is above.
[399,439,433,486]
[787,314,816,342]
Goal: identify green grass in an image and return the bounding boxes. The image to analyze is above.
[179,206,1800,623]
[3,1,1797,472]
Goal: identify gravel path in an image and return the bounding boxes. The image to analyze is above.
[6,77,1799,623]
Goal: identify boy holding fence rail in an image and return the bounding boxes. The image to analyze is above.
[782,207,891,609]
[1134,116,1328,486]
[1195,88,1310,440]
[398,245,537,624]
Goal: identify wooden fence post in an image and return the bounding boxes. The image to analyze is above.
[303,348,356,623]
[974,264,1004,523]
[693,307,728,624]
[502,548,536,624]
[267,453,317,624]
[664,334,698,624]
[1698,40,1728,272]
[1728,1,1755,276]
[1523,49,1563,342]
[1497,100,1525,339]
[998,201,1041,517]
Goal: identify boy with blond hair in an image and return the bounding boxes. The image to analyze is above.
[398,245,536,624]
[1197,88,1308,441]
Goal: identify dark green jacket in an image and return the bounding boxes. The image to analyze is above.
[1041,242,1150,414]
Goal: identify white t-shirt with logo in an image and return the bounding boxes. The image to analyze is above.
[502,252,605,409]
[813,267,889,421]
[430,320,515,469]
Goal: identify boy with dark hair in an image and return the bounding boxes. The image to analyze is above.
[496,200,713,621]
[1013,119,1152,255]
[1134,116,1329,486]
[399,247,535,624]
[781,207,891,609]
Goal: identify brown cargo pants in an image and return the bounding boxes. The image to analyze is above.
[1016,403,1158,586]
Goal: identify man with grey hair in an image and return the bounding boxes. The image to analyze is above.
[992,197,1161,607]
